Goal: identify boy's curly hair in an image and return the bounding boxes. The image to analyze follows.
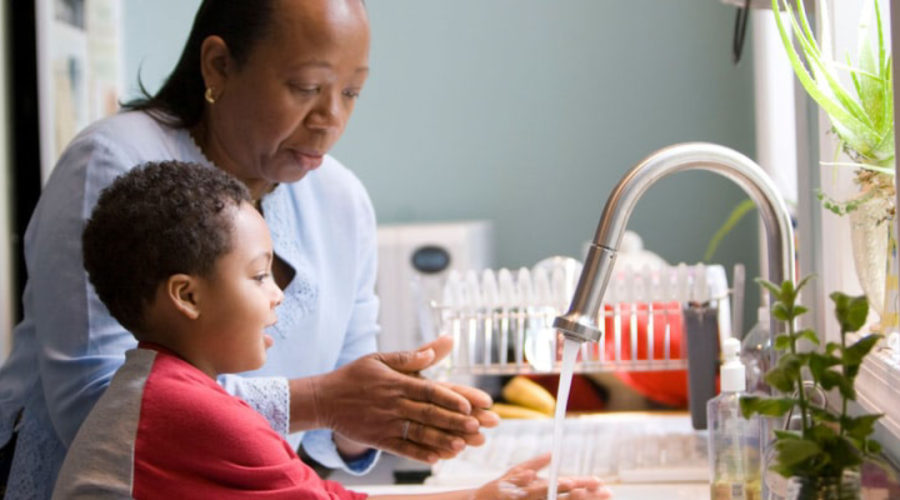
[82,161,251,333]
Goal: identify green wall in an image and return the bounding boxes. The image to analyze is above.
[125,0,760,331]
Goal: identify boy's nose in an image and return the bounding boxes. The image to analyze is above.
[271,285,285,307]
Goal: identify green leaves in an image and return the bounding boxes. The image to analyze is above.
[774,335,792,350]
[756,277,812,323]
[809,407,839,424]
[703,198,757,262]
[775,439,821,467]
[842,414,883,442]
[757,278,784,302]
[830,292,869,333]
[766,353,803,393]
[798,329,820,346]
[740,395,796,418]
[825,435,865,471]
[843,334,881,365]
[773,302,792,322]
[771,0,894,166]
[865,439,883,455]
[750,275,883,482]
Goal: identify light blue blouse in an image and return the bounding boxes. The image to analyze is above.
[0,111,381,499]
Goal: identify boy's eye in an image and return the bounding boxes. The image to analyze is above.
[343,89,361,99]
[253,273,271,283]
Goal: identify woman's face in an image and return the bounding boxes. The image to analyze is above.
[206,0,370,193]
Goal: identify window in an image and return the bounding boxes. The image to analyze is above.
[795,0,900,459]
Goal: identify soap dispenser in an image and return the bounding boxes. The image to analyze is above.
[741,307,771,394]
[707,337,762,500]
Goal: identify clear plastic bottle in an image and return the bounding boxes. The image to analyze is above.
[708,338,762,500]
[741,307,771,395]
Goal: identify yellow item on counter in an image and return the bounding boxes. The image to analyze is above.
[501,376,556,416]
[711,479,761,500]
[491,403,551,420]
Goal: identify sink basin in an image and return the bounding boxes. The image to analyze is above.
[354,483,710,499]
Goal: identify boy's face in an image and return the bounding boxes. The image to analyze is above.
[195,201,284,374]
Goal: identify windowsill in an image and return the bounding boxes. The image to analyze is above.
[854,343,900,465]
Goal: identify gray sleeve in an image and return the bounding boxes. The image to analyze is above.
[52,350,156,499]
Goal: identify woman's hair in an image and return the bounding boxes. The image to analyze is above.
[122,0,277,128]
[82,161,251,334]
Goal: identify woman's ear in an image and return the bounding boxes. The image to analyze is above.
[167,274,202,320]
[199,35,233,99]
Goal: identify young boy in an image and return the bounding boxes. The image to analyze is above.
[53,161,611,499]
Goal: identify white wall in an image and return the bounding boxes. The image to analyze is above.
[0,0,13,361]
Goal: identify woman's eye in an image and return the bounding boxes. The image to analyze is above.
[343,89,361,99]
[290,84,320,95]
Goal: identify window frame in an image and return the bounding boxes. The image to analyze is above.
[802,0,900,464]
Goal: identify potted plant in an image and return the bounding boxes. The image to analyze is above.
[706,0,896,323]
[740,276,885,500]
[775,0,895,325]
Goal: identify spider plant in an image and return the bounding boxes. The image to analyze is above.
[774,0,893,170]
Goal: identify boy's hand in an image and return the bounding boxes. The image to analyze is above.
[309,336,498,463]
[474,454,612,500]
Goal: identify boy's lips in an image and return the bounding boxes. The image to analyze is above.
[263,334,274,349]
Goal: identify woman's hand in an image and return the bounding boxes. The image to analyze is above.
[474,454,612,500]
[302,336,499,463]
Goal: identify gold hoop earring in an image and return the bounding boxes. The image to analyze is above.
[205,87,217,104]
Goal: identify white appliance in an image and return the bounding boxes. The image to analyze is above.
[376,221,495,354]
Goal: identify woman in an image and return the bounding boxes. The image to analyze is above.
[0,0,496,497]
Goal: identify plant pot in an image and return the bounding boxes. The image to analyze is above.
[849,195,893,325]
[786,469,861,500]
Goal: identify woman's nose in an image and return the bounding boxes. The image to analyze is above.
[306,91,344,132]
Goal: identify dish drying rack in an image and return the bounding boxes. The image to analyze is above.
[429,261,735,377]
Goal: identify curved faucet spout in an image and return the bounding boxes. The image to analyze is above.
[553,142,795,343]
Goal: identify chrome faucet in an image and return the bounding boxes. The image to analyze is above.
[553,142,795,344]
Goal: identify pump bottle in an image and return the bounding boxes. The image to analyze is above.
[741,307,771,394]
[707,337,762,500]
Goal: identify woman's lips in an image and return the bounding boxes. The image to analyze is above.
[291,150,324,170]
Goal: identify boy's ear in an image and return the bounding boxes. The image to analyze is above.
[167,274,202,320]
[199,35,233,99]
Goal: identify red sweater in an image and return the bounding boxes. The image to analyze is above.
[53,344,367,499]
